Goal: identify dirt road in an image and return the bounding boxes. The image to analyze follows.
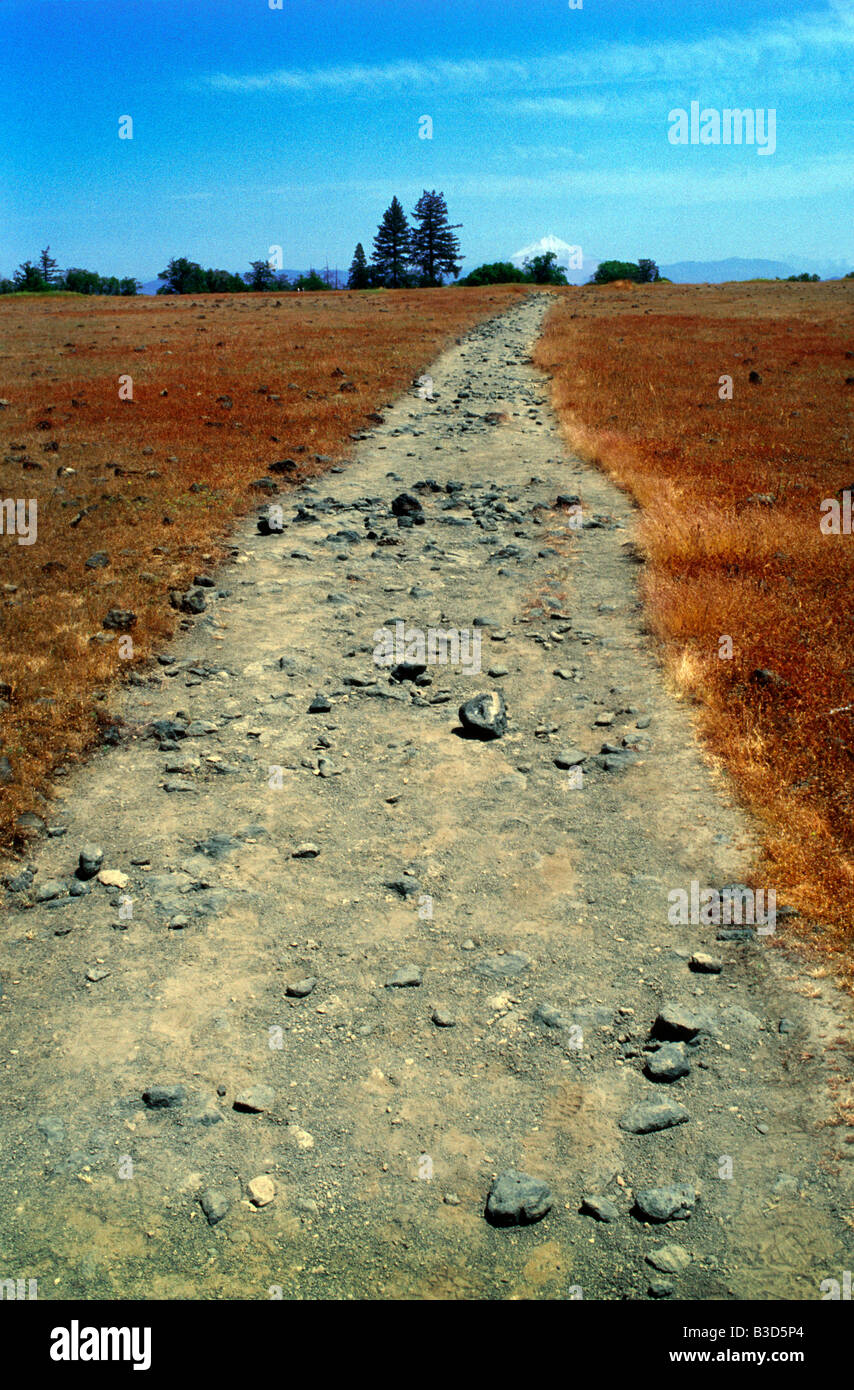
[1,295,851,1300]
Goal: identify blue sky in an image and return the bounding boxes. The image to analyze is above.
[1,0,852,281]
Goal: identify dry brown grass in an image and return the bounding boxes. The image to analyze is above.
[535,279,854,976]
[0,285,531,850]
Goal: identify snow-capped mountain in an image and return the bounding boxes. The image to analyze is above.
[510,234,596,285]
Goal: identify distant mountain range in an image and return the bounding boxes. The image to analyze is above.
[660,257,801,282]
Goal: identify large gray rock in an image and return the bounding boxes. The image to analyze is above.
[485,1170,552,1227]
[618,1099,690,1134]
[458,691,507,740]
[634,1185,696,1223]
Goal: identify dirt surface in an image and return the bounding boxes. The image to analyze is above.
[1,295,851,1301]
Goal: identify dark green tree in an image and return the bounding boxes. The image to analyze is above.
[38,246,60,285]
[63,267,103,294]
[293,270,329,291]
[119,277,141,295]
[157,257,207,294]
[410,190,462,285]
[244,259,278,291]
[203,268,245,293]
[458,261,527,286]
[523,251,569,285]
[372,197,412,288]
[637,258,661,283]
[347,242,370,289]
[592,260,644,285]
[13,261,48,291]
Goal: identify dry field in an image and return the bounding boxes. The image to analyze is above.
[535,279,854,973]
[0,285,529,849]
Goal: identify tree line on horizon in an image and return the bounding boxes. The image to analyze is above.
[1,237,841,297]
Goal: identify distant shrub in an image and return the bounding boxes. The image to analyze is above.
[457,261,527,286]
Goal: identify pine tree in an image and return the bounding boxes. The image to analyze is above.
[372,197,412,288]
[410,191,462,285]
[38,246,60,285]
[347,242,370,289]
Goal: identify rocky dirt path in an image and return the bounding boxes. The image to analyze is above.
[1,295,851,1301]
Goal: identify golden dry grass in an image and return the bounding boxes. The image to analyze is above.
[535,279,854,975]
[0,285,531,849]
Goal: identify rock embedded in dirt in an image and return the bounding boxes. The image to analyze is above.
[292,842,320,858]
[386,965,423,988]
[485,1170,552,1227]
[458,691,507,740]
[533,1002,568,1029]
[391,492,423,519]
[142,1084,187,1109]
[36,1115,65,1146]
[553,749,586,769]
[34,879,67,903]
[646,1244,692,1274]
[651,1003,714,1042]
[580,1195,619,1222]
[233,1085,276,1114]
[200,1190,229,1226]
[247,1176,276,1208]
[619,1099,690,1134]
[474,951,530,980]
[431,1007,456,1028]
[77,845,104,880]
[648,1279,675,1299]
[634,1185,696,1223]
[103,608,136,631]
[308,693,332,713]
[286,978,317,998]
[644,1042,692,1082]
[97,869,129,889]
[690,953,723,974]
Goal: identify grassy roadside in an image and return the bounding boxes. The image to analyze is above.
[534,279,854,977]
[0,285,532,853]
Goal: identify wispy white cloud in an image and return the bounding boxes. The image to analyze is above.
[172,157,854,207]
[203,8,854,99]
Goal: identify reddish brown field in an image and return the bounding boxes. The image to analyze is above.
[535,279,854,975]
[0,285,530,850]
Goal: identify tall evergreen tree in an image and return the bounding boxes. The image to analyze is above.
[347,242,370,289]
[372,197,412,288]
[38,246,60,285]
[410,190,462,285]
